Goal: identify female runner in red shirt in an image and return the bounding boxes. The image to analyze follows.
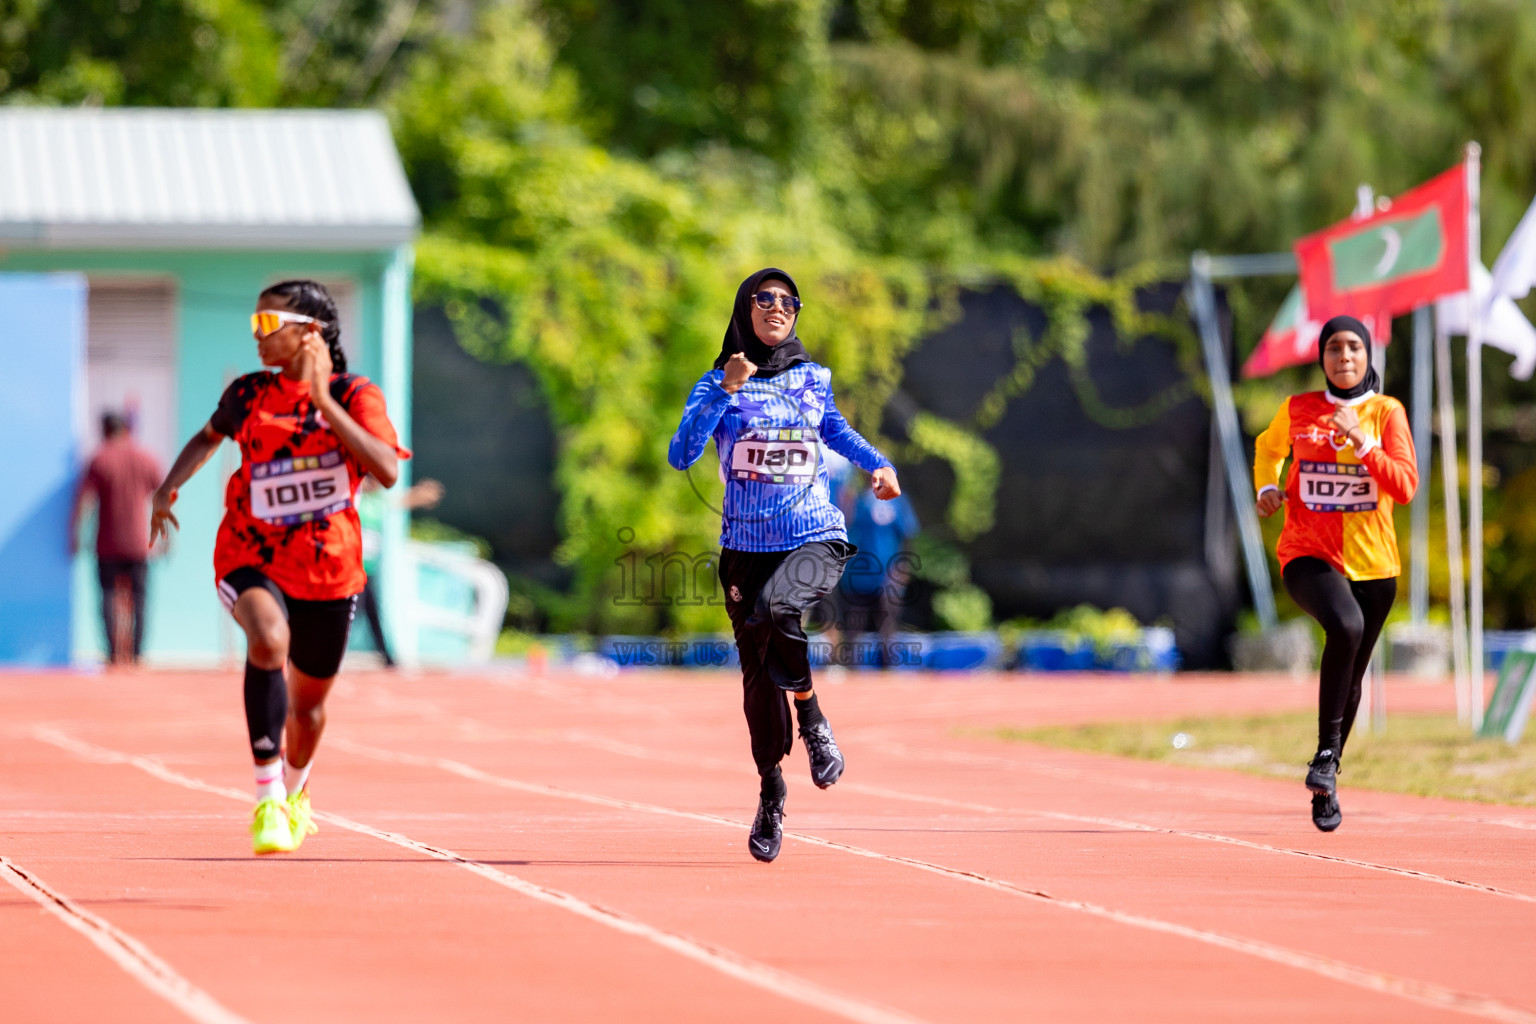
[150,280,408,854]
[1253,315,1417,832]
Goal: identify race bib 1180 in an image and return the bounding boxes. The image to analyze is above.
[731,428,817,484]
[1297,459,1377,512]
[249,450,352,525]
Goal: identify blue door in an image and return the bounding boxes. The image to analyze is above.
[0,274,87,665]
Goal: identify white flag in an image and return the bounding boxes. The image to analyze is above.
[1439,262,1536,380]
[1488,196,1536,311]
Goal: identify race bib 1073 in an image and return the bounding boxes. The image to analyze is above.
[1297,459,1377,512]
[249,450,353,525]
[731,428,817,484]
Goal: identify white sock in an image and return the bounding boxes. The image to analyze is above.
[283,756,312,796]
[254,760,286,803]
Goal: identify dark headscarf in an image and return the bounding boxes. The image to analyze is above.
[713,268,810,380]
[1318,315,1380,401]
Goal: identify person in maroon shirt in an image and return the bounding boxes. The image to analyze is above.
[70,412,163,664]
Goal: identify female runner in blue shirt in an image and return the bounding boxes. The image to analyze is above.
[669,268,902,862]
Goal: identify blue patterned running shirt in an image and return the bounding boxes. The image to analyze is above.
[668,363,894,552]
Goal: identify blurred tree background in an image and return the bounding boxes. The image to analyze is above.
[8,0,1536,633]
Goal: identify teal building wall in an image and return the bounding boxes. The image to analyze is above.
[0,247,415,666]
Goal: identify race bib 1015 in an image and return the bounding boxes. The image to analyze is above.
[731,428,817,484]
[1297,459,1377,512]
[249,449,352,525]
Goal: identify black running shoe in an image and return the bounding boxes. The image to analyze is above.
[1311,791,1342,832]
[748,794,785,862]
[800,720,845,789]
[1305,749,1338,795]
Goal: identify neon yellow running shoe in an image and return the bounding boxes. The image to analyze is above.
[251,798,295,855]
[287,789,319,849]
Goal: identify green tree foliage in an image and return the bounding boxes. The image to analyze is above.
[849,1,1536,267]
[13,0,1536,631]
[547,1,1536,267]
[0,0,282,104]
[540,0,829,163]
[0,0,447,106]
[390,4,934,631]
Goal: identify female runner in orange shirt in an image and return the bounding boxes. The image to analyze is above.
[1253,315,1417,832]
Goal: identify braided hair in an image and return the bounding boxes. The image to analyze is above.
[261,279,346,373]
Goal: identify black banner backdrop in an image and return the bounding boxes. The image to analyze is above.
[890,282,1242,668]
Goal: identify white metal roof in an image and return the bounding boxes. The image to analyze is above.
[0,108,420,249]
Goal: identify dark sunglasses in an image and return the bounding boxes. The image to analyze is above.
[753,291,802,314]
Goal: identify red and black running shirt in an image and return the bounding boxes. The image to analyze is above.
[210,371,409,600]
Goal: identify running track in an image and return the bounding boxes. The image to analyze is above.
[4,668,1533,1023]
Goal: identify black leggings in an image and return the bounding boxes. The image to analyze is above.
[720,541,853,776]
[1282,557,1397,755]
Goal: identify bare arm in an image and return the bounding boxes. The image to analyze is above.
[400,478,443,510]
[68,473,94,556]
[149,423,223,547]
[313,390,399,487]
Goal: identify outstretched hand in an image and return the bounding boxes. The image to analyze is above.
[872,467,901,500]
[149,487,180,548]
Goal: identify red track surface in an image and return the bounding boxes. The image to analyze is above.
[4,668,1533,1023]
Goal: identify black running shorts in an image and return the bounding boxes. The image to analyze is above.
[217,567,358,678]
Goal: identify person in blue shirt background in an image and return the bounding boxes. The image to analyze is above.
[668,267,901,863]
[836,465,920,668]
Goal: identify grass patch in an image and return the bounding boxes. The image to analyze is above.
[998,713,1536,807]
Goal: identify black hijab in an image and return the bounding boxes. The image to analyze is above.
[1318,315,1380,401]
[713,268,810,380]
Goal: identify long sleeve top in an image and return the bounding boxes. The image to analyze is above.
[1252,390,1417,580]
[668,363,894,552]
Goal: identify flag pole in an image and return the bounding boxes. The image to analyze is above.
[1350,183,1389,730]
[1465,141,1486,730]
[1409,306,1432,624]
[1436,310,1472,722]
[1354,186,1390,385]
[1189,253,1277,630]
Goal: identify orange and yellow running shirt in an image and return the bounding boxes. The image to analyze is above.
[210,371,409,600]
[1253,391,1417,581]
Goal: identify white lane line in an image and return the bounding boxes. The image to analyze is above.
[31,728,928,1024]
[347,692,1536,905]
[838,781,1536,905]
[1474,817,1536,833]
[323,738,1536,1024]
[0,856,253,1024]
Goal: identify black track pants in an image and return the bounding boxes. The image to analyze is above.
[360,579,395,667]
[97,558,148,661]
[1282,557,1397,754]
[720,541,853,776]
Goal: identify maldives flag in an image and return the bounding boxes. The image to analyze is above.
[1241,283,1390,378]
[1294,164,1470,319]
